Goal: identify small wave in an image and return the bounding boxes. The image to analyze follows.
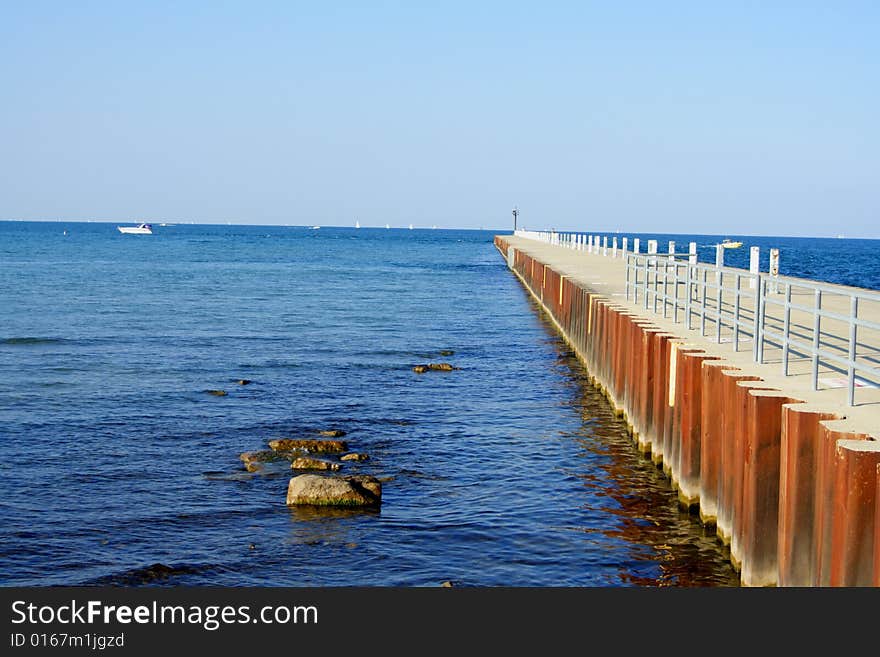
[2,337,67,345]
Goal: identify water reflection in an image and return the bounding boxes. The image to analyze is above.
[557,349,740,587]
[286,505,380,547]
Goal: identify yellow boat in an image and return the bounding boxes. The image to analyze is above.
[721,238,743,248]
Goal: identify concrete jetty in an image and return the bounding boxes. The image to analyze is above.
[495,232,880,586]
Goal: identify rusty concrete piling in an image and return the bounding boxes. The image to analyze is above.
[496,234,879,586]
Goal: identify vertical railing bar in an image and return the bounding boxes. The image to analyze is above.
[733,273,741,352]
[812,289,821,390]
[685,260,692,330]
[672,261,679,323]
[782,282,792,375]
[700,268,707,336]
[848,296,858,406]
[758,276,772,364]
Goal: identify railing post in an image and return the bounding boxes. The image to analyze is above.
[602,236,608,256]
[758,277,768,363]
[714,244,724,343]
[733,273,741,351]
[633,238,640,255]
[621,237,628,258]
[685,260,693,330]
[700,268,708,336]
[753,275,763,362]
[782,282,792,375]
[848,296,858,406]
[812,290,821,390]
[769,248,780,294]
[749,246,760,290]
[715,269,723,343]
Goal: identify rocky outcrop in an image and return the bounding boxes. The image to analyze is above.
[290,456,341,471]
[268,438,348,453]
[340,452,369,462]
[286,474,382,506]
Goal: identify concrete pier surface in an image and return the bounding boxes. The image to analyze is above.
[495,233,879,586]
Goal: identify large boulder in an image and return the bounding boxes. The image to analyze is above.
[286,474,382,507]
[268,438,348,453]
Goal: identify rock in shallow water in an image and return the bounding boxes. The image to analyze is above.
[317,429,346,437]
[340,452,369,462]
[291,456,341,471]
[286,474,382,506]
[268,438,347,453]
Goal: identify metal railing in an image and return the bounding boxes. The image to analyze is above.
[623,252,880,406]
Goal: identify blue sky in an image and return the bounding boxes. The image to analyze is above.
[1,1,877,236]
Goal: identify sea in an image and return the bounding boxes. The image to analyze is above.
[1,221,876,587]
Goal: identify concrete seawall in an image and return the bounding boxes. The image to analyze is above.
[495,234,880,586]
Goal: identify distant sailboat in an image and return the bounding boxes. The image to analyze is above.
[385,223,390,229]
[355,220,360,229]
[409,223,413,230]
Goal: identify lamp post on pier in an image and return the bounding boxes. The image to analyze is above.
[512,206,518,232]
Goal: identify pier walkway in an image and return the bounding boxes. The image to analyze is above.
[495,232,880,587]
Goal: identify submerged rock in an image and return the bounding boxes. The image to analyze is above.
[268,438,348,453]
[438,350,455,356]
[286,474,382,507]
[240,450,290,465]
[240,450,299,473]
[237,379,253,385]
[412,364,429,373]
[206,389,228,396]
[291,456,341,471]
[317,429,346,438]
[427,363,456,371]
[340,452,369,462]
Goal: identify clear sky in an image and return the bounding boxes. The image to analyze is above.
[1,1,877,236]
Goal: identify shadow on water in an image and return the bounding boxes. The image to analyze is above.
[535,303,741,587]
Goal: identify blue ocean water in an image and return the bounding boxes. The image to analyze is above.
[566,230,880,291]
[3,221,870,588]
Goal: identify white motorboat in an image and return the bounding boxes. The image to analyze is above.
[118,223,153,234]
